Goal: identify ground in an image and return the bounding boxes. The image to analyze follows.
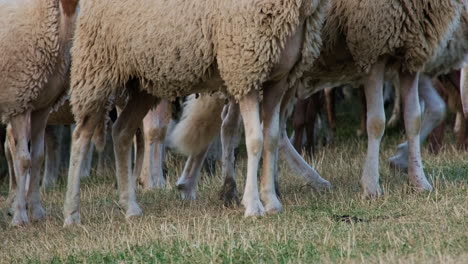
[0,99,467,263]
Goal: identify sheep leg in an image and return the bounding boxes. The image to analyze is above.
[389,75,446,170]
[5,125,16,209]
[42,125,64,188]
[462,65,468,117]
[133,124,144,187]
[64,116,101,226]
[292,99,307,153]
[278,87,331,190]
[9,111,32,226]
[27,108,50,221]
[81,142,94,179]
[113,91,157,219]
[219,101,242,206]
[239,90,264,216]
[176,149,209,200]
[304,93,321,155]
[324,87,336,136]
[140,101,170,190]
[387,77,401,128]
[356,88,367,137]
[361,61,386,198]
[399,71,432,191]
[260,80,287,214]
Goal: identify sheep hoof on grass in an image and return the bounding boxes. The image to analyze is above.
[63,213,81,227]
[242,198,265,217]
[11,210,29,227]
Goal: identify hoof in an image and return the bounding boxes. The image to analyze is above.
[11,210,29,226]
[311,179,333,191]
[176,180,196,200]
[219,178,240,207]
[410,177,433,192]
[63,213,81,226]
[388,155,408,172]
[362,186,383,199]
[242,198,265,217]
[30,204,46,221]
[264,196,282,215]
[125,202,143,219]
[154,177,166,189]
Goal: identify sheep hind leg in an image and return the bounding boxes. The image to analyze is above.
[64,114,103,226]
[219,101,242,206]
[238,91,264,217]
[278,87,331,190]
[399,71,431,191]
[361,61,386,198]
[113,91,157,219]
[176,149,208,200]
[389,75,445,170]
[27,108,50,221]
[9,111,32,226]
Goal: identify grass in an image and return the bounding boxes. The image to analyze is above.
[0,99,467,263]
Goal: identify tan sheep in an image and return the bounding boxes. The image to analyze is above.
[0,0,78,226]
[170,0,466,202]
[64,0,329,225]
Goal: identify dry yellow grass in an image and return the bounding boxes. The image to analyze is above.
[0,131,467,263]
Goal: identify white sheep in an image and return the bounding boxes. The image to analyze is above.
[63,0,329,225]
[0,0,78,226]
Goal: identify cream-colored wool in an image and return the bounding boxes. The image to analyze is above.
[324,0,464,73]
[0,0,72,122]
[424,12,468,76]
[70,0,329,123]
[169,94,226,156]
[298,0,465,98]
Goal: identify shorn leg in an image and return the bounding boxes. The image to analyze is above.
[239,91,265,216]
[389,75,446,169]
[9,112,32,226]
[461,65,468,117]
[399,71,432,191]
[176,150,209,200]
[27,108,50,221]
[64,114,103,225]
[219,101,242,206]
[361,61,386,197]
[140,100,171,190]
[113,90,157,218]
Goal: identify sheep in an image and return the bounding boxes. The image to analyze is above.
[170,0,466,201]
[63,0,329,225]
[388,13,468,170]
[0,0,79,226]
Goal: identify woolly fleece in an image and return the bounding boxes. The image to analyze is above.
[70,0,329,123]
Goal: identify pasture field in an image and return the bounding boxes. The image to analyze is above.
[0,102,467,263]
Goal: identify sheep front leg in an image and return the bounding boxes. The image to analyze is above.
[239,91,264,216]
[113,91,156,219]
[9,111,32,226]
[27,108,50,221]
[219,101,242,206]
[361,61,386,198]
[400,71,432,191]
[5,125,16,210]
[64,116,101,226]
[260,80,286,214]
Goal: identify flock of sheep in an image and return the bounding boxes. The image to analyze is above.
[0,0,467,228]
